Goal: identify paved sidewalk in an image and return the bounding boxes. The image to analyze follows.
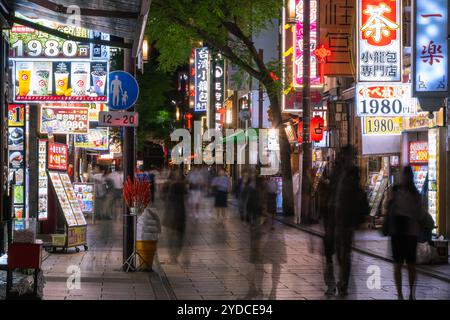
[41,220,171,300]
[156,197,450,300]
[273,215,450,283]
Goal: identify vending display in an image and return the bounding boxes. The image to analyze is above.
[48,171,78,227]
[73,183,94,214]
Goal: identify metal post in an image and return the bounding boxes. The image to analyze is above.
[301,0,312,224]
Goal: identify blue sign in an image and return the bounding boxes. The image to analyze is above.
[108,71,139,110]
[413,0,449,97]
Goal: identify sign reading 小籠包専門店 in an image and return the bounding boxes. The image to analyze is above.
[9,13,109,103]
[194,47,210,112]
[413,0,449,97]
[355,83,417,117]
[40,105,89,134]
[357,0,402,82]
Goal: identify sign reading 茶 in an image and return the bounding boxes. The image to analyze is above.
[48,142,68,171]
[40,106,89,134]
[357,0,402,82]
[413,0,449,96]
[356,83,417,116]
[194,47,210,112]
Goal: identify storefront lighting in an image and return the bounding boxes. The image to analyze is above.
[226,109,233,124]
[142,37,149,62]
[288,0,296,24]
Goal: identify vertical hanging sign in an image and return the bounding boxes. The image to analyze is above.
[213,54,225,130]
[294,0,320,87]
[357,0,402,82]
[194,47,210,112]
[413,0,449,97]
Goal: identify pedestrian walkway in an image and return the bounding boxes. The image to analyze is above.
[41,220,171,300]
[273,215,450,283]
[156,197,450,300]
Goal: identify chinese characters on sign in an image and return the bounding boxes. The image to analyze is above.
[413,0,448,95]
[409,141,429,164]
[48,142,68,171]
[194,47,210,112]
[40,106,89,134]
[357,0,402,82]
[294,0,320,87]
[214,55,225,130]
[356,83,417,117]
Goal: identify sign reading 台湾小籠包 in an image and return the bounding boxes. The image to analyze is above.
[194,47,210,112]
[413,0,449,97]
[294,0,320,88]
[357,0,402,82]
[98,111,139,127]
[356,83,417,117]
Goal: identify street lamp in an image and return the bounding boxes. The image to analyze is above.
[287,0,296,24]
[142,37,149,62]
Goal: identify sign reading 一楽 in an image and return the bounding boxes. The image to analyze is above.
[413,0,449,97]
[194,47,210,112]
[356,83,417,117]
[294,0,320,88]
[357,0,402,82]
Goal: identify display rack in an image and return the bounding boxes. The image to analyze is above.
[48,171,88,253]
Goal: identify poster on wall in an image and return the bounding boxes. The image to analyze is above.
[357,0,402,82]
[8,104,25,126]
[413,0,449,96]
[75,128,109,150]
[40,105,89,134]
[355,83,417,117]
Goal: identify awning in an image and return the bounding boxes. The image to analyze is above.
[4,0,150,55]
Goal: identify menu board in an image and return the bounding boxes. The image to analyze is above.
[59,173,87,225]
[74,183,94,214]
[38,139,48,220]
[49,171,78,227]
[40,106,89,135]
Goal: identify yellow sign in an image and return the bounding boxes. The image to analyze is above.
[363,117,403,135]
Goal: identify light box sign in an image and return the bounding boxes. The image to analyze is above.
[48,142,69,171]
[194,47,210,112]
[357,0,402,82]
[40,106,89,134]
[356,83,417,116]
[8,104,25,127]
[75,128,109,150]
[38,139,48,221]
[214,55,225,130]
[362,116,403,135]
[294,0,320,87]
[409,141,429,164]
[413,0,449,96]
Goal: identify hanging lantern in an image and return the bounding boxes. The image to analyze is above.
[296,120,303,144]
[310,116,325,142]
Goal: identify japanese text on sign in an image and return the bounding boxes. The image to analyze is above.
[48,142,68,171]
[40,106,89,134]
[357,0,402,82]
[214,55,225,130]
[409,141,429,164]
[362,117,403,135]
[194,47,210,112]
[413,0,448,95]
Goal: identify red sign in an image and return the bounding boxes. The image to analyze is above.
[409,141,429,164]
[310,116,325,142]
[361,0,399,47]
[48,142,69,171]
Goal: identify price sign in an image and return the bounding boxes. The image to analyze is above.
[40,106,89,134]
[356,83,417,117]
[362,117,403,135]
[99,111,139,127]
[409,141,429,164]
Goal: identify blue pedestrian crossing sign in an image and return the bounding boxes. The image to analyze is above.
[108,71,139,110]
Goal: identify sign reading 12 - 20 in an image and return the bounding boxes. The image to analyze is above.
[356,83,417,117]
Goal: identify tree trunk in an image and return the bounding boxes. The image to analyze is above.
[266,85,294,216]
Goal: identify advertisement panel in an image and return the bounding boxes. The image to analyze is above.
[194,47,210,112]
[48,142,68,171]
[409,141,429,164]
[355,83,417,116]
[38,139,48,220]
[8,104,25,126]
[294,0,320,87]
[362,116,403,135]
[75,128,109,150]
[357,0,402,82]
[40,106,89,134]
[413,0,449,96]
[213,55,225,130]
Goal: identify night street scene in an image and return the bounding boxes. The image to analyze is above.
[0,0,450,309]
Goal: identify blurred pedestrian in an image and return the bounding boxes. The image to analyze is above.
[186,166,205,219]
[383,166,426,300]
[265,177,278,221]
[238,171,252,222]
[105,165,124,221]
[90,165,107,220]
[162,168,186,264]
[332,147,369,297]
[211,169,230,225]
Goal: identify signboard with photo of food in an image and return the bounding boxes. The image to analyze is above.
[48,171,78,227]
[40,106,89,135]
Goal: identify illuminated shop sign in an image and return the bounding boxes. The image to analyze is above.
[48,142,69,171]
[413,0,449,96]
[357,0,402,82]
[40,105,89,134]
[213,55,225,130]
[194,47,210,112]
[356,83,417,117]
[75,128,109,150]
[409,141,429,164]
[362,116,403,135]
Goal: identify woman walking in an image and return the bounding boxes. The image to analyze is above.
[384,166,426,300]
[211,169,230,225]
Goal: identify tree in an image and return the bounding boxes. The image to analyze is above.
[148,0,294,215]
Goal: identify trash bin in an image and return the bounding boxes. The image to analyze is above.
[432,240,449,264]
[136,208,161,271]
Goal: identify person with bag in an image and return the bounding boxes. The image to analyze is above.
[383,166,426,300]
